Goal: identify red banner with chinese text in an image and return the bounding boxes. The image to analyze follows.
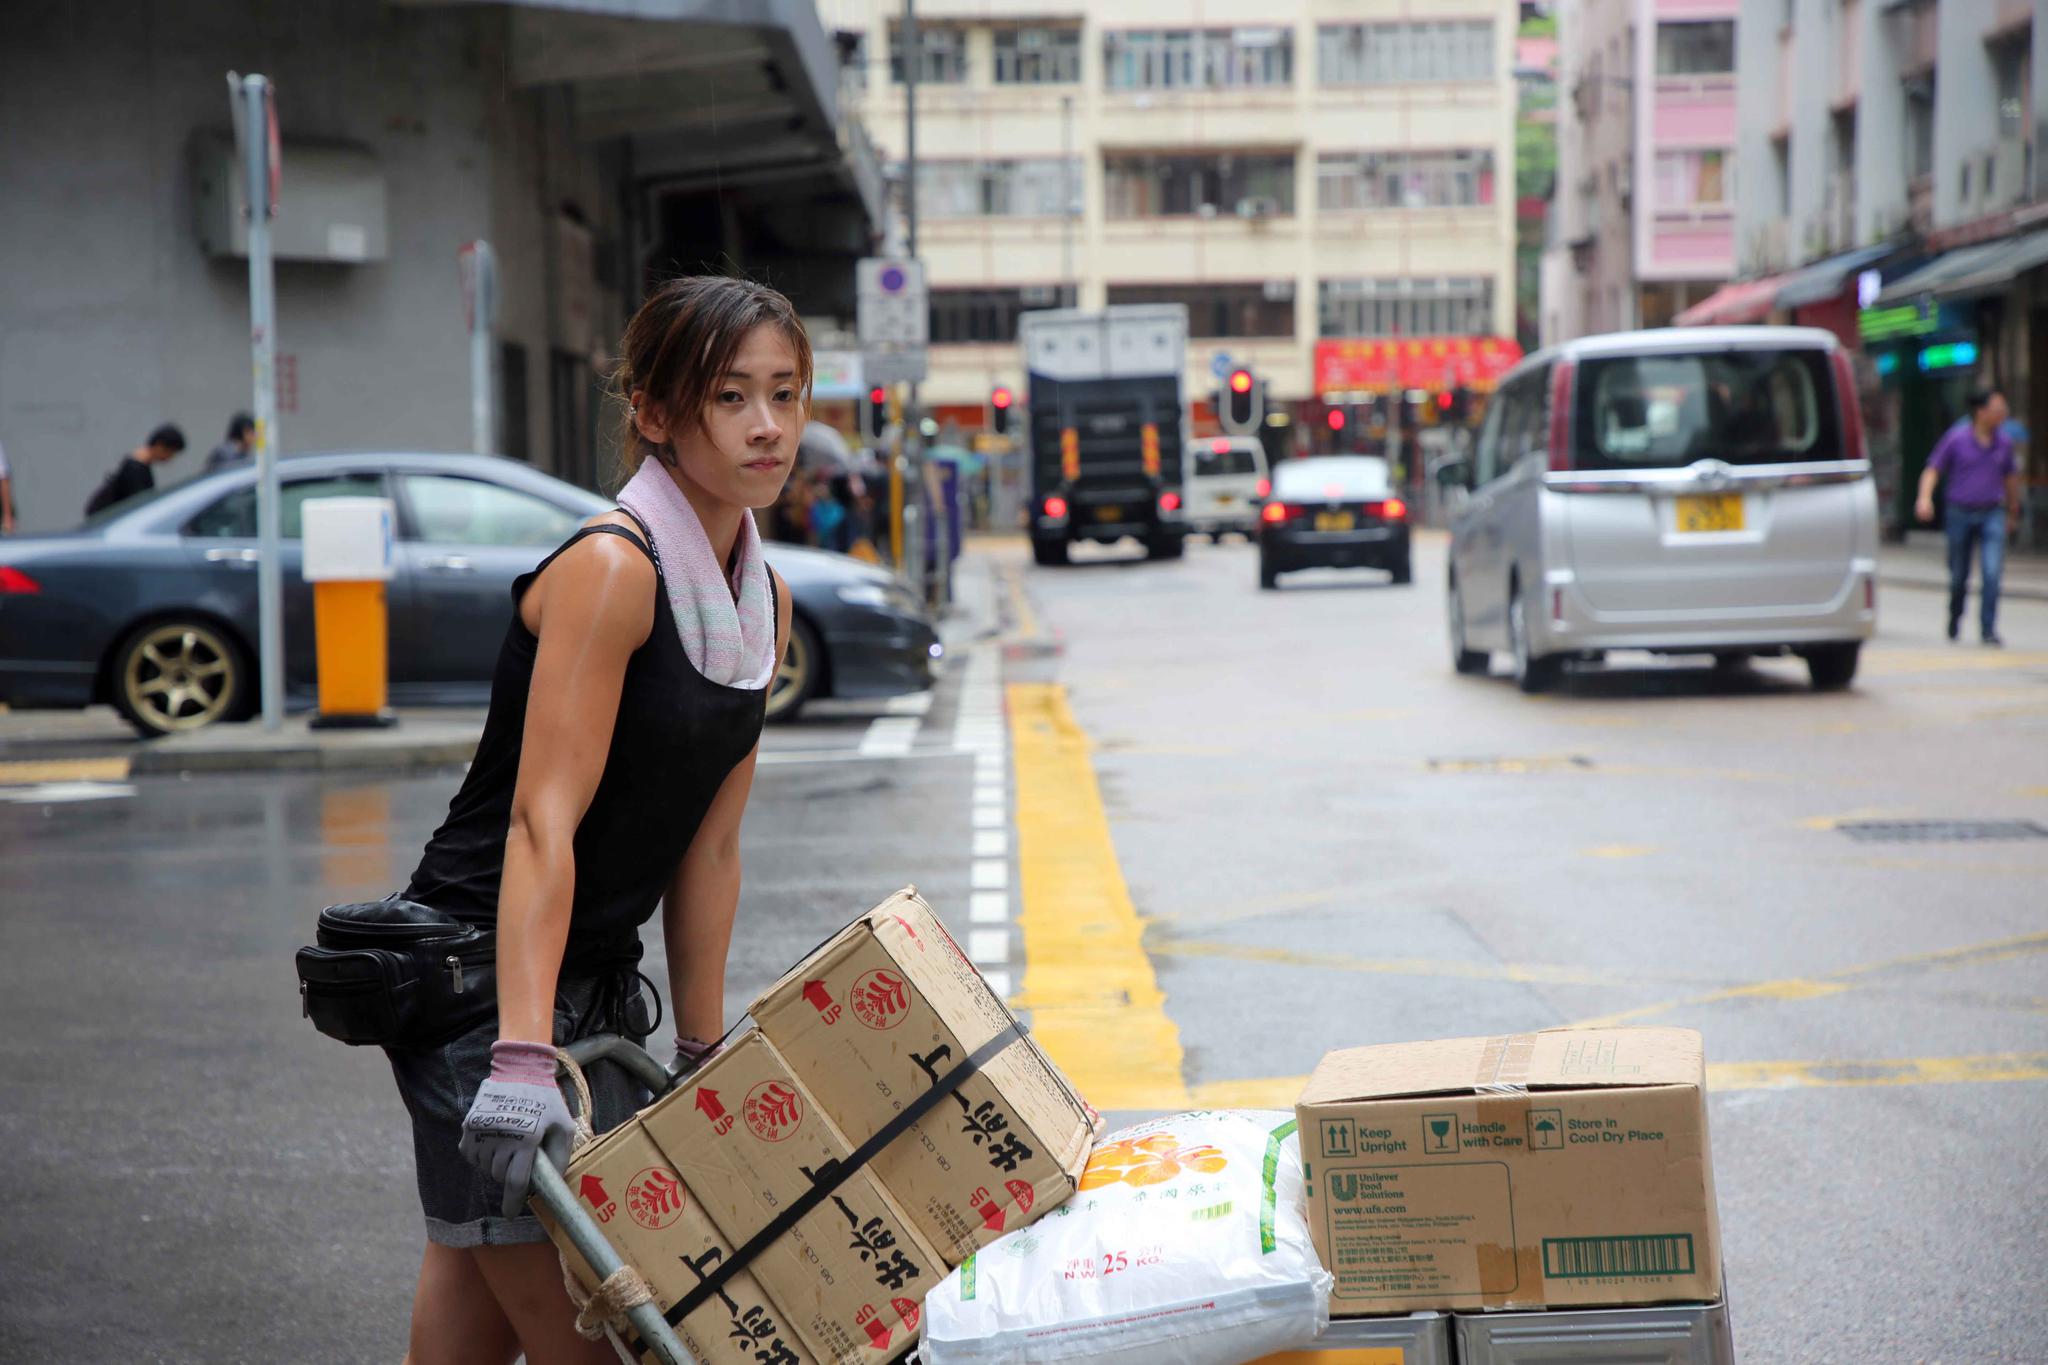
[1314,336,1524,395]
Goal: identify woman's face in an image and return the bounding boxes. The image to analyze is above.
[644,323,803,510]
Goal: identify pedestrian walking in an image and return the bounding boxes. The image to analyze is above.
[1916,388,2022,645]
[84,424,184,516]
[387,275,805,1361]
[206,412,255,471]
[0,438,15,534]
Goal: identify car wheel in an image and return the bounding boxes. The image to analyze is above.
[1391,557,1413,586]
[766,614,823,723]
[1147,534,1185,561]
[112,619,248,737]
[1259,554,1279,590]
[1804,642,1860,691]
[1031,538,1068,567]
[1448,577,1488,675]
[1508,585,1560,694]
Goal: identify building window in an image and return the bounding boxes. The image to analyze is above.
[1654,21,1735,76]
[929,288,1061,345]
[1653,149,1730,208]
[898,159,1081,218]
[1317,150,1496,210]
[1317,20,1494,85]
[839,32,866,93]
[1318,278,1496,338]
[1905,84,1936,180]
[1103,28,1294,91]
[889,22,967,84]
[995,25,1082,84]
[1105,282,1296,338]
[1103,152,1295,218]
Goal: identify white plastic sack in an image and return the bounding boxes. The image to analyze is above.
[918,1110,1332,1365]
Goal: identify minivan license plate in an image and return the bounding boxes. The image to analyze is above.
[1675,493,1744,533]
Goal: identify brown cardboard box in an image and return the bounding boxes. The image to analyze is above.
[541,1120,819,1365]
[1296,1027,1722,1315]
[643,1029,946,1365]
[749,888,1099,1263]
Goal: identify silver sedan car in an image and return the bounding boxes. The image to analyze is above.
[1439,326,1878,692]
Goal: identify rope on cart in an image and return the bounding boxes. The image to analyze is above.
[552,1049,654,1341]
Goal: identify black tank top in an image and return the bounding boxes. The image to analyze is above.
[404,521,772,969]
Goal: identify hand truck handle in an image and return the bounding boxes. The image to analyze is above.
[529,1148,697,1365]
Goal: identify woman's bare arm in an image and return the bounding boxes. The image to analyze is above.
[661,570,793,1043]
[494,533,655,1043]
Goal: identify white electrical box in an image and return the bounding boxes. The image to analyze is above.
[192,133,389,263]
[302,498,395,582]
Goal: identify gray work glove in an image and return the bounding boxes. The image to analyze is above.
[458,1040,577,1219]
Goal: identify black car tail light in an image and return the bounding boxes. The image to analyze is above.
[0,566,41,594]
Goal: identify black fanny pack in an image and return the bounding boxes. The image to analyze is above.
[296,898,497,1050]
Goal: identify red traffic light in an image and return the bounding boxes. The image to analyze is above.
[991,387,1013,410]
[1436,390,1453,410]
[1326,408,1346,431]
[868,386,887,405]
[1229,369,1254,394]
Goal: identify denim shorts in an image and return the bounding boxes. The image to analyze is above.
[388,971,653,1247]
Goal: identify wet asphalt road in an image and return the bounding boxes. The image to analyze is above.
[3,533,2046,1362]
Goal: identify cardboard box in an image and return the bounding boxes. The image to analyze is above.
[542,1120,820,1365]
[750,889,1100,1264]
[1296,1028,1721,1315]
[644,1029,946,1365]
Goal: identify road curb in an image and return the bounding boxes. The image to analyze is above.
[1877,571,2048,602]
[128,731,479,776]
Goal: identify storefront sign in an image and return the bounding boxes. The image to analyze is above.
[1313,336,1523,396]
[1858,301,1943,342]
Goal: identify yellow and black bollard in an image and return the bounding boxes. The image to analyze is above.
[302,497,397,729]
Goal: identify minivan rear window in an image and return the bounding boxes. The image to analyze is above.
[1571,349,1844,469]
[1194,447,1261,477]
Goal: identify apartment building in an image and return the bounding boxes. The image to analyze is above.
[1714,0,2047,541]
[822,0,1520,441]
[1542,0,1739,342]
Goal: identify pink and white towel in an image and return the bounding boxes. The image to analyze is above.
[616,460,776,689]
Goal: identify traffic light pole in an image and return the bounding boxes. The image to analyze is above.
[900,0,937,610]
[231,72,285,733]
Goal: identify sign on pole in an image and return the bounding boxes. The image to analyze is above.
[229,71,286,731]
[857,257,928,383]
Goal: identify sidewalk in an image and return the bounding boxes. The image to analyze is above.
[1878,531,2048,602]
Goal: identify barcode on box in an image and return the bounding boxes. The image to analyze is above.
[1542,1233,1696,1279]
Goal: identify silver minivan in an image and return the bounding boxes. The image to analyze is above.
[1439,327,1878,692]
[1185,435,1270,540]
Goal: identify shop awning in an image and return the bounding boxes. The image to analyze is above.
[1875,230,2048,304]
[1773,243,1895,310]
[1671,274,1791,326]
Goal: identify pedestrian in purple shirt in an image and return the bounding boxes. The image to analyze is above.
[1915,388,2021,645]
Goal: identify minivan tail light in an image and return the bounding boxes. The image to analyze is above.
[0,566,40,594]
[1864,575,1876,611]
[1547,361,1575,472]
[1830,348,1866,462]
[1255,477,1271,498]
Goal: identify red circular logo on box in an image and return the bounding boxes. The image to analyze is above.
[626,1166,687,1230]
[850,967,912,1030]
[743,1080,805,1142]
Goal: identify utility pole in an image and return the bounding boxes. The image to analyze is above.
[459,242,498,455]
[900,0,924,605]
[1062,93,1075,306]
[230,72,285,731]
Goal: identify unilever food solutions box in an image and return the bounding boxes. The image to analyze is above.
[1296,1028,1722,1315]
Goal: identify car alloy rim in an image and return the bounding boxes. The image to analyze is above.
[125,625,234,731]
[768,627,808,717]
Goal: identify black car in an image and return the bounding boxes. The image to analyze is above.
[0,452,939,734]
[1258,456,1413,589]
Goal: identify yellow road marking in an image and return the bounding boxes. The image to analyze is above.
[1582,843,1656,859]
[1149,938,1682,989]
[1174,1051,2048,1112]
[1566,930,2048,1029]
[1010,682,1190,1110]
[1002,565,1041,641]
[0,757,133,786]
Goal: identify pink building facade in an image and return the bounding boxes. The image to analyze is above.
[1635,0,1740,286]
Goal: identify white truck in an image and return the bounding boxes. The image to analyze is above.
[1019,306,1190,564]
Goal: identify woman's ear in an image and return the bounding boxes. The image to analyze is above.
[630,390,670,452]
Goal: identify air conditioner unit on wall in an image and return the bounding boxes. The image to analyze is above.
[192,132,388,263]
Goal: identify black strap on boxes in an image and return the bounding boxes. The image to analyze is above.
[659,1018,1030,1331]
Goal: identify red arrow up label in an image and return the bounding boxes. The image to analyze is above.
[696,1088,726,1122]
[802,979,841,1024]
[579,1174,608,1208]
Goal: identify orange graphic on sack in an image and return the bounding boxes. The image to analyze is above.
[1078,1133,1229,1190]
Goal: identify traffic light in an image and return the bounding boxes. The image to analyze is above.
[1326,407,1346,432]
[867,386,888,441]
[989,386,1014,436]
[1221,368,1263,435]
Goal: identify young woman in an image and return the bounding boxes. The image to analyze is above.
[389,275,807,1362]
